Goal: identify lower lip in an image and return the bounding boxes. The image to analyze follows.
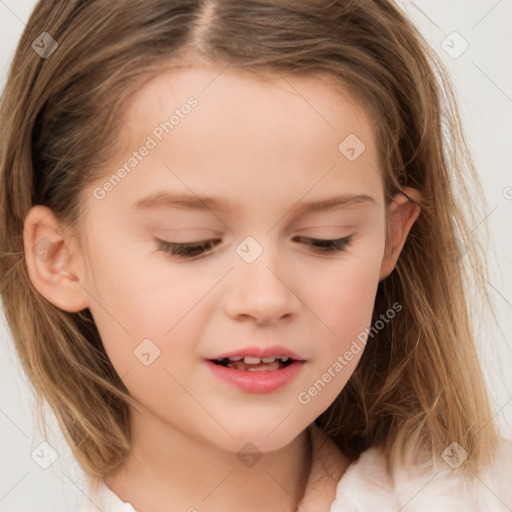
[205,360,305,393]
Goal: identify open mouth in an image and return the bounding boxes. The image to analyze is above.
[206,353,305,393]
[210,356,294,371]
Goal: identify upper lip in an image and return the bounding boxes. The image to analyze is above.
[209,345,305,361]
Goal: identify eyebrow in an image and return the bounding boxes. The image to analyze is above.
[132,191,378,215]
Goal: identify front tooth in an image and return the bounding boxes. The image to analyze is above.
[247,361,280,371]
[244,356,261,364]
[261,356,277,363]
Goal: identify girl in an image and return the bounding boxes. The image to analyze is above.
[0,0,510,510]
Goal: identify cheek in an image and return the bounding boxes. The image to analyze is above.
[313,240,384,342]
[81,234,208,374]
[296,251,382,414]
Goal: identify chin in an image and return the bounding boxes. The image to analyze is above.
[204,418,307,454]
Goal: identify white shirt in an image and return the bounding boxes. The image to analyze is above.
[81,438,512,511]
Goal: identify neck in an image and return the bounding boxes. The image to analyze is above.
[104,407,315,512]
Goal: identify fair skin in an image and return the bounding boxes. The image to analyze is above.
[24,63,421,511]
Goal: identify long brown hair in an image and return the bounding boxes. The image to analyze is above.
[0,0,498,479]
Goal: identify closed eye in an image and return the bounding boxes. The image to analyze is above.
[156,238,221,258]
[155,235,353,259]
[294,235,353,254]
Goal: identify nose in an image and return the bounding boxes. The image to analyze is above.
[222,243,301,325]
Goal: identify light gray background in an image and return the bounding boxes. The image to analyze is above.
[1,1,511,510]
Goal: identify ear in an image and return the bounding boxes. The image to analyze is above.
[379,187,422,281]
[23,205,89,312]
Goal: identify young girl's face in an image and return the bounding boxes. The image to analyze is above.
[64,64,403,451]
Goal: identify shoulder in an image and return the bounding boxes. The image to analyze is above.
[329,438,512,512]
[79,478,136,512]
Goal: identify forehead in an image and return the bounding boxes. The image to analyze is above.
[98,63,383,217]
[120,63,375,156]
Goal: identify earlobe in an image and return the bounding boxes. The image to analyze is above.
[23,205,89,312]
[379,187,422,281]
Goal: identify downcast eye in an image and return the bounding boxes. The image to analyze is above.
[155,235,353,259]
[156,238,221,258]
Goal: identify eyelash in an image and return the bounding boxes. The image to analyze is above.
[156,236,353,259]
